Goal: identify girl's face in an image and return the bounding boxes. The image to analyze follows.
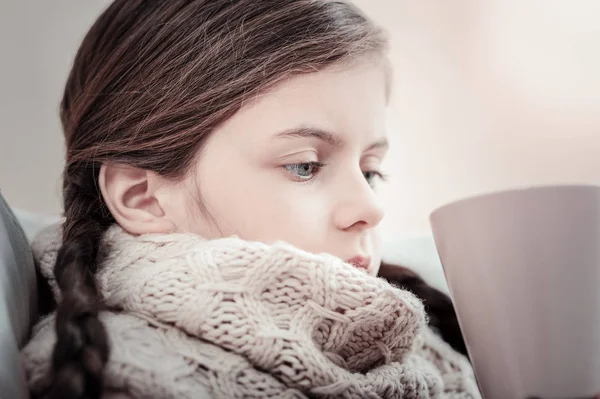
[167,59,389,275]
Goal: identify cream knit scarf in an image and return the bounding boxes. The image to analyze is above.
[22,224,481,399]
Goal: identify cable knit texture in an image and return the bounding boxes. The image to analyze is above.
[22,224,481,398]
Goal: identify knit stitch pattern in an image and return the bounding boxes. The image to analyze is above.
[22,224,481,398]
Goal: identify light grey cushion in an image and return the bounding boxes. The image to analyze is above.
[0,193,38,399]
[11,209,61,243]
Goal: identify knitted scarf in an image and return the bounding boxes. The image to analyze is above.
[22,224,481,398]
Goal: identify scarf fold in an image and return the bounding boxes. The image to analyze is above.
[22,224,481,398]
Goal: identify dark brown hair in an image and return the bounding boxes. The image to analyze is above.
[378,262,469,358]
[47,1,387,397]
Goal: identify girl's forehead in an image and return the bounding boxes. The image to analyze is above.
[214,60,389,145]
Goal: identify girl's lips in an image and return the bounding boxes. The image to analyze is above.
[346,256,371,270]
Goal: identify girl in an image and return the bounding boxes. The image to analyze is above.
[22,1,479,398]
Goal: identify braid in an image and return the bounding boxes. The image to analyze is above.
[45,164,113,399]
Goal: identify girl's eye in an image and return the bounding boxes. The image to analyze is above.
[363,170,387,187]
[284,162,325,180]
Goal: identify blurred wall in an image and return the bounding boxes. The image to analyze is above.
[1,1,599,235]
[0,0,111,215]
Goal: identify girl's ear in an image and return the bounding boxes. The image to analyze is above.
[99,163,176,235]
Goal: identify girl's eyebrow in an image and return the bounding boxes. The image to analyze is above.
[274,126,343,148]
[274,126,388,152]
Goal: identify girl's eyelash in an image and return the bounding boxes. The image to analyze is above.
[363,170,388,188]
[364,171,388,181]
[283,162,326,182]
[283,161,389,188]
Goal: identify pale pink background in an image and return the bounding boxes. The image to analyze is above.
[1,1,599,235]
